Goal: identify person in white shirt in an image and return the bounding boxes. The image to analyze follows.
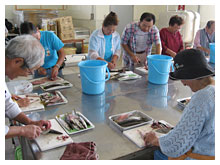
[5,35,51,139]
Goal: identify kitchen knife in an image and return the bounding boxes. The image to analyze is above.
[42,129,63,135]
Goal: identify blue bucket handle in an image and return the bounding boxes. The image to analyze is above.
[148,60,173,75]
[81,67,110,84]
[171,61,174,72]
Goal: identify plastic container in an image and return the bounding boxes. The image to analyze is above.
[209,43,215,63]
[147,55,173,84]
[109,110,153,131]
[78,60,110,95]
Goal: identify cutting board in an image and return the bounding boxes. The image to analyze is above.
[35,119,73,151]
[118,71,142,81]
[29,76,64,88]
[123,120,172,148]
[134,67,148,75]
[19,94,44,113]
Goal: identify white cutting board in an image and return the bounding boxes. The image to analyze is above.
[19,94,44,112]
[29,76,64,88]
[123,120,171,148]
[35,119,73,151]
[134,67,148,75]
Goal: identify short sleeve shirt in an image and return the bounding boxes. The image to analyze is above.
[40,31,64,69]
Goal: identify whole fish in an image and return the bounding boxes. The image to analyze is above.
[116,116,145,127]
[71,116,84,129]
[64,114,75,130]
[66,113,83,130]
[43,83,64,90]
[78,116,88,129]
[65,113,81,130]
[57,116,71,130]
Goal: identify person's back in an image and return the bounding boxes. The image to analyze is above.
[143,49,215,160]
[159,84,215,159]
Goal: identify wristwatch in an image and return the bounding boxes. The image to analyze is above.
[54,64,60,69]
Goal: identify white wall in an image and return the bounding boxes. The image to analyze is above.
[199,5,215,28]
[5,5,14,23]
[133,5,214,28]
[5,5,215,31]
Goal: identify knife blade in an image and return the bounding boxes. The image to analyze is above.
[42,129,63,135]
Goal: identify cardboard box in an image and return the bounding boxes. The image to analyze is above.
[63,47,77,55]
[55,16,73,25]
[58,32,75,41]
[53,16,74,35]
[57,24,74,34]
[47,24,57,31]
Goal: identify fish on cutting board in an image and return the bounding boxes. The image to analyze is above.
[123,120,173,148]
[39,91,68,106]
[35,119,73,151]
[30,77,63,85]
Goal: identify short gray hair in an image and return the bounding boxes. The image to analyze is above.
[5,35,45,69]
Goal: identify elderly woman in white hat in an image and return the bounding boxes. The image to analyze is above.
[143,49,215,160]
[5,35,51,139]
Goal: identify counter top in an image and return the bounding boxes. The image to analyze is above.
[22,72,193,160]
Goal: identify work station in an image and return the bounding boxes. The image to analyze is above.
[5,5,215,160]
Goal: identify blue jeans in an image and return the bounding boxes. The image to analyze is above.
[154,150,168,160]
[34,68,63,79]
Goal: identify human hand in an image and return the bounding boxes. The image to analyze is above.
[143,131,159,146]
[108,62,116,70]
[111,59,117,67]
[131,54,140,64]
[17,98,30,107]
[32,120,51,131]
[171,52,177,58]
[38,67,47,76]
[20,125,42,140]
[11,94,22,101]
[207,49,210,55]
[51,66,59,80]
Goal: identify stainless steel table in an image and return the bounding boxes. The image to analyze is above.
[21,72,193,160]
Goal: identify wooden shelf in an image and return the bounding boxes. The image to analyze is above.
[62,39,85,53]
[15,5,67,11]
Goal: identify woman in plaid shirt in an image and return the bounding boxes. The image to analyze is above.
[121,12,161,70]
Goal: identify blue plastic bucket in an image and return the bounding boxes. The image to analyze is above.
[78,60,110,95]
[209,43,215,63]
[147,55,173,84]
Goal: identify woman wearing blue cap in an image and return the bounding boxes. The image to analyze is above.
[143,49,215,160]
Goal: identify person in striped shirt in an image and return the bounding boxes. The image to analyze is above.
[121,12,161,70]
